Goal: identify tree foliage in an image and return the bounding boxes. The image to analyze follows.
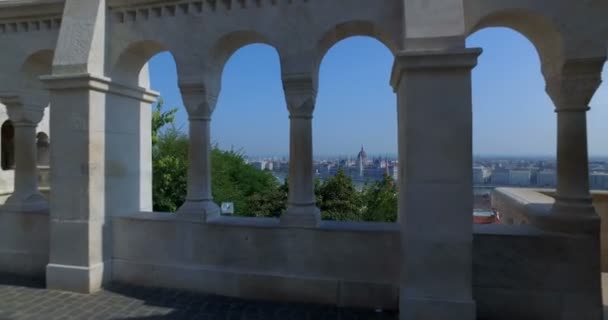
[152,126,188,212]
[152,98,178,147]
[361,174,398,222]
[211,149,285,217]
[317,168,363,221]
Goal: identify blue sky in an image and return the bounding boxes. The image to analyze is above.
[149,27,607,158]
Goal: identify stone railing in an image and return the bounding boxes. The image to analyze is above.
[0,202,603,318]
[492,187,608,271]
[108,212,603,318]
[491,188,551,225]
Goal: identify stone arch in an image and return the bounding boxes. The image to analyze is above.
[315,21,398,77]
[112,40,169,85]
[212,41,288,157]
[1,120,14,171]
[36,132,50,167]
[210,30,278,75]
[20,50,54,92]
[467,8,564,77]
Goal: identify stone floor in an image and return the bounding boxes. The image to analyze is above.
[0,275,397,320]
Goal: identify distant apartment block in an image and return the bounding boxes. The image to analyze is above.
[491,168,510,185]
[537,170,557,187]
[509,169,532,186]
[590,172,608,190]
[473,166,491,185]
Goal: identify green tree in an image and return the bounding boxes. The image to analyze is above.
[211,148,284,217]
[152,127,188,212]
[317,168,363,221]
[362,174,398,222]
[151,98,178,147]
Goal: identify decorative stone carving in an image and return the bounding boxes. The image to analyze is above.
[283,75,316,119]
[110,0,307,23]
[545,58,604,112]
[179,82,218,119]
[0,17,61,34]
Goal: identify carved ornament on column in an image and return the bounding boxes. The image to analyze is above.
[545,59,604,112]
[179,83,218,120]
[283,75,316,119]
[0,95,45,125]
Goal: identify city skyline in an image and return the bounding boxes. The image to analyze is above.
[150,28,608,157]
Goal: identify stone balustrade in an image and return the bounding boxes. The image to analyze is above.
[494,187,608,273]
[3,208,603,318]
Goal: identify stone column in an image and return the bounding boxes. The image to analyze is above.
[280,75,320,227]
[43,0,110,294]
[1,100,48,212]
[544,60,603,232]
[176,83,220,220]
[391,48,481,320]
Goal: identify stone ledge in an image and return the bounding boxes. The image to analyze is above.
[113,211,400,233]
[41,73,159,103]
[492,187,600,234]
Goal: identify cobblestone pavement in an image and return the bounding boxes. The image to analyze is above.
[0,276,397,320]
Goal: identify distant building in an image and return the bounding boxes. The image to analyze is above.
[537,170,556,187]
[356,146,367,177]
[590,172,608,190]
[491,168,510,185]
[392,162,399,181]
[509,169,532,186]
[473,166,491,185]
[250,161,267,171]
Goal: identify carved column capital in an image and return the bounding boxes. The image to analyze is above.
[0,94,46,125]
[545,58,604,112]
[179,83,218,120]
[282,74,316,119]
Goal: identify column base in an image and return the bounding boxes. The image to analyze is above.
[399,295,476,320]
[280,204,320,227]
[535,202,601,234]
[176,200,220,221]
[2,192,48,213]
[46,262,109,294]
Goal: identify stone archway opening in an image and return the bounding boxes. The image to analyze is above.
[142,51,187,213]
[36,132,49,167]
[1,120,14,171]
[211,43,288,218]
[112,40,181,214]
[588,62,608,190]
[467,27,555,224]
[315,36,397,223]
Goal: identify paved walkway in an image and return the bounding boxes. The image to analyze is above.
[0,276,397,320]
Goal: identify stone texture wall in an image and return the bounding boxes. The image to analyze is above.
[108,213,602,318]
[0,211,49,277]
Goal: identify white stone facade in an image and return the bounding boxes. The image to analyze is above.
[0,1,606,319]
